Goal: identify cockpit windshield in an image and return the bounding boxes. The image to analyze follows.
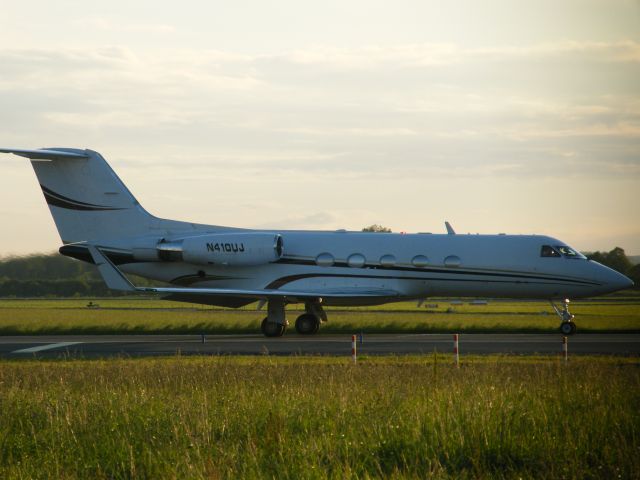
[555,245,586,259]
[540,244,586,259]
[540,245,561,257]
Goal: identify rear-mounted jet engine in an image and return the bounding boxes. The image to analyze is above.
[152,233,283,266]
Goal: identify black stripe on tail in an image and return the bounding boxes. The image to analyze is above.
[40,185,124,211]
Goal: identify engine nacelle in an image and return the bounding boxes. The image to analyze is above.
[156,233,283,267]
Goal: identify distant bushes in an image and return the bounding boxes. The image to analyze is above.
[0,252,155,297]
[0,252,100,281]
[0,279,117,298]
[587,247,639,288]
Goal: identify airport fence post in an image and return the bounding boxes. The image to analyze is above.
[201,333,206,344]
[453,333,459,368]
[562,336,568,362]
[351,335,357,364]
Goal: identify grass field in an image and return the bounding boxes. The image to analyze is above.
[0,356,638,479]
[0,295,639,335]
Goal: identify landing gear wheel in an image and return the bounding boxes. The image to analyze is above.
[552,299,577,336]
[560,322,576,336]
[295,313,320,335]
[261,318,286,337]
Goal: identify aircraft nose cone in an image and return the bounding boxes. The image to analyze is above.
[621,274,634,289]
[591,261,634,294]
[607,270,634,292]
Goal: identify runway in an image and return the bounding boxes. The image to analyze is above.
[1,333,639,358]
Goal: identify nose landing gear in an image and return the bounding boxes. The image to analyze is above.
[551,299,577,335]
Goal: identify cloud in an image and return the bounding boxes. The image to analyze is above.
[74,17,176,34]
[254,211,339,230]
[279,41,640,70]
[0,41,637,183]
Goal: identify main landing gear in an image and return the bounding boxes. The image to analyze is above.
[295,302,325,335]
[551,299,577,335]
[261,317,287,337]
[295,314,320,335]
[260,299,326,337]
[261,299,288,337]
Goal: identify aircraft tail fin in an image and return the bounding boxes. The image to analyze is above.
[2,147,162,244]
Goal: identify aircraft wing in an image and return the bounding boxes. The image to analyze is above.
[0,148,89,160]
[142,285,398,300]
[87,245,399,301]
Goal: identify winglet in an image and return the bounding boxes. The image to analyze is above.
[445,221,456,235]
[87,245,136,291]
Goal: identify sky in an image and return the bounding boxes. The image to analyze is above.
[0,0,639,255]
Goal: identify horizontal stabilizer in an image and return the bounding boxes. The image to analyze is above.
[0,148,88,160]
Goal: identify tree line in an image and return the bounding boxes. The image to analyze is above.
[586,247,640,287]
[0,253,154,297]
[0,244,637,297]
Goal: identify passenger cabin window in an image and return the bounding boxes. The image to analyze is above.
[540,245,561,258]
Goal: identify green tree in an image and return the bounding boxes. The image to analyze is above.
[627,264,640,288]
[606,247,633,274]
[0,253,162,297]
[362,224,392,233]
[587,247,633,275]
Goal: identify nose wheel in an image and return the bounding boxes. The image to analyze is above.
[551,299,577,335]
[559,320,577,335]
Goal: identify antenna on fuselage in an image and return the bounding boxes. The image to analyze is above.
[445,221,456,235]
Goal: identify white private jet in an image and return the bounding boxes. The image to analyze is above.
[1,147,633,336]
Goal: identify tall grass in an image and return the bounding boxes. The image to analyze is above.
[0,356,638,479]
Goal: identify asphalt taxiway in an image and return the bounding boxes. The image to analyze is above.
[0,333,638,358]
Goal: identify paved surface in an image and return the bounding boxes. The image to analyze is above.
[0,334,639,358]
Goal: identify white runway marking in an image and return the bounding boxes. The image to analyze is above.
[12,342,81,354]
